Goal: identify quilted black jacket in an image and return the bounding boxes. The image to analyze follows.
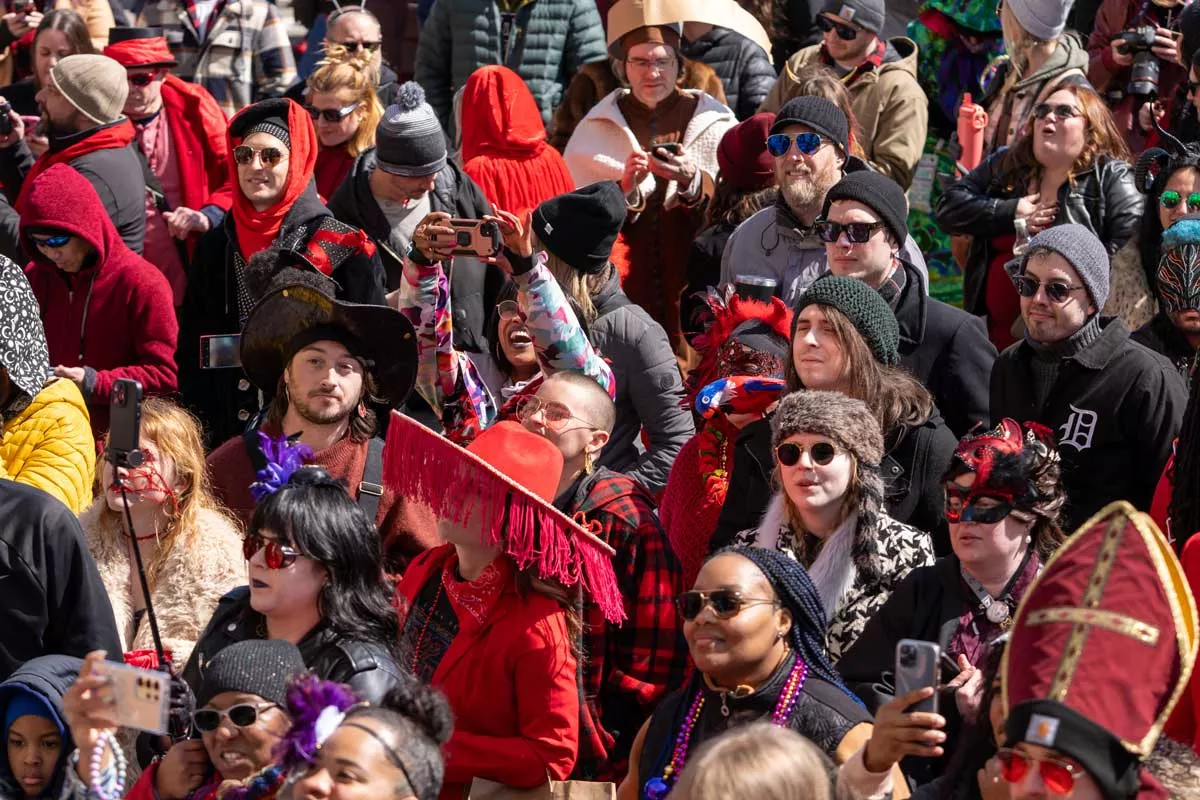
[682,26,777,120]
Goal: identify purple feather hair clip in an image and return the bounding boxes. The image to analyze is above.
[274,675,362,773]
[249,432,314,502]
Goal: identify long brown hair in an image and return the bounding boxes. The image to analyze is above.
[785,304,934,433]
[268,369,379,443]
[997,84,1131,189]
[33,9,93,88]
[94,398,238,588]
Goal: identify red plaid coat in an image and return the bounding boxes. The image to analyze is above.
[564,468,689,780]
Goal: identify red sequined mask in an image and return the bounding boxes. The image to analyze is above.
[944,419,1049,522]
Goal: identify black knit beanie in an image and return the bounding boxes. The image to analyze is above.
[822,171,909,244]
[197,640,307,708]
[532,182,626,274]
[793,274,900,365]
[771,96,849,155]
[232,98,293,149]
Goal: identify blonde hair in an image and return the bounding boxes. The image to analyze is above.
[94,397,240,589]
[671,723,833,800]
[306,45,384,157]
[534,233,611,326]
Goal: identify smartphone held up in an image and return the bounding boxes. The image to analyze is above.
[430,218,502,258]
[895,639,940,714]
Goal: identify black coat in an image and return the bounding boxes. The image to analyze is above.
[0,122,147,255]
[935,151,1143,315]
[182,587,406,706]
[327,149,503,356]
[711,406,956,554]
[892,259,997,438]
[682,220,735,339]
[177,184,386,448]
[681,26,777,120]
[0,480,122,681]
[990,318,1188,531]
[1133,311,1196,387]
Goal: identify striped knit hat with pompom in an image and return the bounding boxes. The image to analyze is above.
[376,82,447,177]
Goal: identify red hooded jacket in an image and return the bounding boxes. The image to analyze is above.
[159,74,234,232]
[22,164,178,437]
[460,66,575,216]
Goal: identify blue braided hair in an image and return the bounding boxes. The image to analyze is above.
[715,546,864,707]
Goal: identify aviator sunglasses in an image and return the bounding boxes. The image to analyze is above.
[1011,275,1085,304]
[815,219,887,244]
[307,101,361,123]
[242,533,301,569]
[1160,190,1200,211]
[766,131,825,158]
[192,703,279,733]
[676,589,780,621]
[775,441,839,467]
[233,145,285,167]
[1032,103,1081,120]
[817,15,859,40]
[996,748,1080,795]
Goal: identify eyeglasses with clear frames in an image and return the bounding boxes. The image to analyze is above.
[516,395,601,434]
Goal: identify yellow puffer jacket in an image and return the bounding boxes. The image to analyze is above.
[0,378,95,513]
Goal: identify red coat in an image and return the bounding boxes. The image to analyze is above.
[1165,533,1200,753]
[396,545,580,798]
[160,74,233,247]
[21,164,178,437]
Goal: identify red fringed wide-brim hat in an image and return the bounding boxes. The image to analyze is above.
[1003,501,1198,798]
[384,412,626,624]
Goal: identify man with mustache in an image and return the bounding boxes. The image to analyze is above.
[205,251,437,575]
[718,95,929,306]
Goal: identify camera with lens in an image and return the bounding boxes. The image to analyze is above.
[0,102,13,137]
[898,643,917,668]
[1115,25,1162,97]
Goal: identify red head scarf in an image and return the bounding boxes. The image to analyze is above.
[228,99,318,260]
[102,36,177,68]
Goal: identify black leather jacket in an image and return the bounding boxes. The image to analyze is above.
[182,588,405,705]
[935,151,1143,315]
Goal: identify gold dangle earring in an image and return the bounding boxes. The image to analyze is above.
[583,450,594,475]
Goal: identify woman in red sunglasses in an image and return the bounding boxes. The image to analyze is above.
[182,467,404,708]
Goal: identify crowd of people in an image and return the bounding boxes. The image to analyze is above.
[3,0,1200,798]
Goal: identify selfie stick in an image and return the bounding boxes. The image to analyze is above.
[112,448,168,670]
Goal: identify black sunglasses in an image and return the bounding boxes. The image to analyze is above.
[233,145,285,167]
[1032,103,1080,120]
[337,40,381,53]
[815,219,887,244]
[1011,274,1085,304]
[676,589,779,621]
[128,72,159,87]
[192,703,277,733]
[306,101,361,123]
[817,15,859,40]
[776,441,839,467]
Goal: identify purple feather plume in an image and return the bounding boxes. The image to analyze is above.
[249,432,313,502]
[274,675,361,772]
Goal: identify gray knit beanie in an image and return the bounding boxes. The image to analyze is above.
[771,389,884,468]
[49,54,128,125]
[197,640,307,708]
[1010,223,1110,309]
[1006,0,1073,40]
[793,274,901,365]
[376,82,447,177]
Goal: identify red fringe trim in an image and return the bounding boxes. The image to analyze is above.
[385,417,627,623]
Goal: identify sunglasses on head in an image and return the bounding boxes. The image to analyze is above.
[242,533,300,569]
[996,748,1079,795]
[306,101,361,123]
[815,219,887,244]
[765,131,825,158]
[30,233,72,249]
[233,145,285,167]
[676,589,779,621]
[337,40,381,53]
[1011,274,1085,304]
[775,440,839,467]
[127,72,160,87]
[1160,190,1200,211]
[943,483,1013,524]
[817,15,859,40]
[515,395,599,433]
[192,703,278,733]
[1032,103,1081,120]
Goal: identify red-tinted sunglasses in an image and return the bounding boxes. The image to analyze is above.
[242,534,301,569]
[997,748,1079,795]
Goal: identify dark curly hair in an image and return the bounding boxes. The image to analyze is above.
[250,467,399,659]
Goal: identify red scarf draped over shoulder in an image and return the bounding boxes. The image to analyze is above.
[15,120,136,213]
[228,99,318,259]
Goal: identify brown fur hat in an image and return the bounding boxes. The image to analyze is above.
[771,390,884,468]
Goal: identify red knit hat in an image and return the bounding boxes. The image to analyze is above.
[383,413,625,623]
[1003,502,1198,798]
[717,112,777,192]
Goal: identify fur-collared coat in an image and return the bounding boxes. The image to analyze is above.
[731,494,934,662]
[81,501,245,669]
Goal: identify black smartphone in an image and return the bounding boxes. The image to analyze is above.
[895,639,939,714]
[108,379,143,461]
[199,333,242,369]
[651,142,682,160]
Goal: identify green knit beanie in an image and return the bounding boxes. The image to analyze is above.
[792,275,900,366]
